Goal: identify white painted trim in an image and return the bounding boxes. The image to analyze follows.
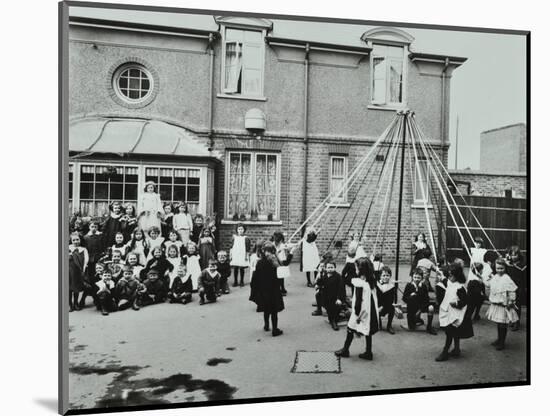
[69,21,211,39]
[216,93,267,102]
[448,225,527,232]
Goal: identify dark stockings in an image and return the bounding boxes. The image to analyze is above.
[233,267,245,285]
[497,323,508,348]
[306,271,318,285]
[69,291,81,311]
[279,278,286,293]
[263,312,278,330]
[342,329,354,351]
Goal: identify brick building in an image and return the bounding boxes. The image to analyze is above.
[480,123,526,173]
[67,11,466,262]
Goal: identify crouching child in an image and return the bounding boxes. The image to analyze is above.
[115,265,144,311]
[198,259,220,305]
[169,265,193,304]
[216,250,232,295]
[402,267,437,335]
[139,268,168,306]
[96,269,117,316]
[312,260,346,331]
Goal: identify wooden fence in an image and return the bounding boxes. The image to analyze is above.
[445,195,527,263]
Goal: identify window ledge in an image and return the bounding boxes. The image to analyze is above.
[221,219,282,226]
[325,202,351,208]
[368,104,407,111]
[411,203,434,209]
[217,93,267,102]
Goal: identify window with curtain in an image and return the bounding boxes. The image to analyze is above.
[329,156,348,203]
[414,159,431,204]
[223,28,264,97]
[371,44,405,105]
[145,167,201,215]
[227,152,279,220]
[79,164,139,216]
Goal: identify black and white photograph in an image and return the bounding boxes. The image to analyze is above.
[59,0,529,414]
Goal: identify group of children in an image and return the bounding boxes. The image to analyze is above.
[68,197,258,314]
[69,198,527,360]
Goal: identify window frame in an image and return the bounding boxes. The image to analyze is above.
[77,162,141,217]
[413,158,432,205]
[69,161,208,217]
[369,43,408,108]
[329,155,348,204]
[219,25,267,99]
[112,63,154,104]
[225,151,281,221]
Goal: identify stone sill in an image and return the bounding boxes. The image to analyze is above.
[368,104,407,112]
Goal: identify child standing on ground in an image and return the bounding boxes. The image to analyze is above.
[217,250,232,295]
[83,221,104,283]
[435,263,473,361]
[69,232,89,312]
[273,231,294,296]
[486,258,519,350]
[376,266,396,334]
[230,224,251,287]
[198,259,220,305]
[300,228,321,288]
[183,242,201,291]
[335,257,379,360]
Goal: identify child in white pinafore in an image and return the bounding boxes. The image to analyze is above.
[300,228,321,288]
[230,223,251,287]
[183,242,202,292]
[486,258,519,350]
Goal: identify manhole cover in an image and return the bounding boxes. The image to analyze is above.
[291,351,341,374]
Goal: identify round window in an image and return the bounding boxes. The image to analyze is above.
[113,64,153,103]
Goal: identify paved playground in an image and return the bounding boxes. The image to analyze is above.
[68,264,527,411]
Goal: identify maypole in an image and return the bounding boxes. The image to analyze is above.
[393,110,409,303]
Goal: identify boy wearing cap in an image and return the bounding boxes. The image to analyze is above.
[139,268,168,306]
[198,259,220,305]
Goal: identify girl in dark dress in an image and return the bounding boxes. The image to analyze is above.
[143,247,175,293]
[69,232,89,312]
[120,203,138,243]
[335,257,379,360]
[250,241,285,337]
[101,201,123,251]
[435,263,474,361]
[198,227,216,270]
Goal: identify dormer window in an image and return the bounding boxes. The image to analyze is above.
[361,27,414,108]
[216,16,272,100]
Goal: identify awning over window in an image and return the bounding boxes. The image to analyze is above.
[69,117,218,159]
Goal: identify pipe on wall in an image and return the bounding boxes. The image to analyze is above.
[207,33,215,151]
[439,57,450,257]
[302,43,311,226]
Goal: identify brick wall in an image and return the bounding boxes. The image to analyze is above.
[215,135,448,265]
[480,124,526,173]
[449,170,527,198]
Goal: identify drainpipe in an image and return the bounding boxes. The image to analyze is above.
[207,33,215,151]
[302,43,310,227]
[439,57,450,258]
